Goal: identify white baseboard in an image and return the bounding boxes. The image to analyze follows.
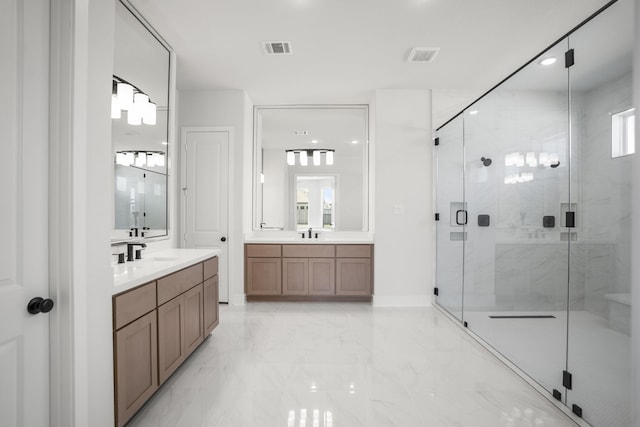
[229,293,247,306]
[373,295,432,307]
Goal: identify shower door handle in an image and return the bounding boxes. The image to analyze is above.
[455,210,468,225]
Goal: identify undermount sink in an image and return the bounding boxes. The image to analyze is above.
[152,256,179,261]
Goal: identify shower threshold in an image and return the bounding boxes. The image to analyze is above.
[489,315,556,319]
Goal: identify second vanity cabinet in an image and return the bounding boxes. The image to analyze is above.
[245,244,373,300]
[282,245,336,296]
[113,256,218,427]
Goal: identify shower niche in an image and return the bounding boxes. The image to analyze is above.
[434,1,634,426]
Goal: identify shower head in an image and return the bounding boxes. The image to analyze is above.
[481,157,492,167]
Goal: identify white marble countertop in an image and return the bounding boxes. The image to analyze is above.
[112,248,221,295]
[244,231,374,244]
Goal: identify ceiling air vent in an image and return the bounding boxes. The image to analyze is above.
[263,41,292,55]
[407,47,440,63]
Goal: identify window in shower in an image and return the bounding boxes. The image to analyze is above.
[612,107,635,158]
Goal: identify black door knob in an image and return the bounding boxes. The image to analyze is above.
[220,237,227,242]
[27,297,55,315]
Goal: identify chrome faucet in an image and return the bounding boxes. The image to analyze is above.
[308,228,312,238]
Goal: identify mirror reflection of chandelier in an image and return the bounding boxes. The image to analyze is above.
[111,75,157,126]
[115,150,165,168]
[286,149,335,166]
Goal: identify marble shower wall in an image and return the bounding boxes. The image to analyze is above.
[436,74,633,314]
[462,89,573,311]
[579,72,633,317]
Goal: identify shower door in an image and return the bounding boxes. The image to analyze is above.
[462,40,571,395]
[565,0,634,424]
[435,116,465,320]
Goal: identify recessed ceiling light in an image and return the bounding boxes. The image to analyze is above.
[539,57,557,66]
[469,110,478,116]
[351,140,359,144]
[311,139,318,144]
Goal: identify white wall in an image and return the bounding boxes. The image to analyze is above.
[631,0,639,423]
[373,90,433,306]
[50,0,117,425]
[178,89,253,304]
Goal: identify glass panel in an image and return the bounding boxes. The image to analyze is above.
[435,115,465,320]
[295,175,336,230]
[566,0,634,425]
[462,40,570,395]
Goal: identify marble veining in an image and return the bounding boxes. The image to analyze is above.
[128,303,578,427]
[112,248,221,294]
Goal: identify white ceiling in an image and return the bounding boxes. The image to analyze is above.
[129,0,612,123]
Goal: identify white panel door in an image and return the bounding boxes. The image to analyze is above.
[183,129,230,302]
[0,0,50,426]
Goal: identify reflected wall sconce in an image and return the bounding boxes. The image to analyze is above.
[285,149,335,166]
[116,150,165,168]
[112,75,157,125]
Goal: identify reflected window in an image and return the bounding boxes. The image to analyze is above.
[612,108,635,158]
[295,175,335,230]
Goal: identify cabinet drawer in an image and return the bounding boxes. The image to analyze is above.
[157,263,203,305]
[113,281,157,330]
[204,256,218,280]
[282,244,335,258]
[246,244,281,257]
[336,245,371,258]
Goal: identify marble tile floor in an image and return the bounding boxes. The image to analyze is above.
[463,310,631,427]
[128,303,579,427]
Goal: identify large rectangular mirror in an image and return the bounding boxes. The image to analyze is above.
[253,106,369,231]
[112,0,171,240]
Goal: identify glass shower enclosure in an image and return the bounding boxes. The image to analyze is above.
[434,1,634,425]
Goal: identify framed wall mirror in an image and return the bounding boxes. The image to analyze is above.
[112,0,171,240]
[253,105,369,232]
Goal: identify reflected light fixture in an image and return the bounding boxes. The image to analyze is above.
[112,75,157,126]
[285,149,335,166]
[116,150,165,168]
[539,57,557,66]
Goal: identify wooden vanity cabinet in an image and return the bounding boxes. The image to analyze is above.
[282,245,336,296]
[246,245,282,295]
[203,257,219,336]
[113,282,158,427]
[113,256,219,426]
[245,244,371,299]
[336,245,372,296]
[157,264,206,384]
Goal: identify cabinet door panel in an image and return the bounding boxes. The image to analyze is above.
[204,256,219,280]
[158,297,185,384]
[283,258,309,295]
[204,275,219,335]
[309,258,335,295]
[115,310,158,427]
[336,258,372,296]
[282,244,335,258]
[336,244,371,258]
[113,281,157,330]
[184,284,204,355]
[246,258,282,295]
[157,263,203,305]
[246,244,281,257]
